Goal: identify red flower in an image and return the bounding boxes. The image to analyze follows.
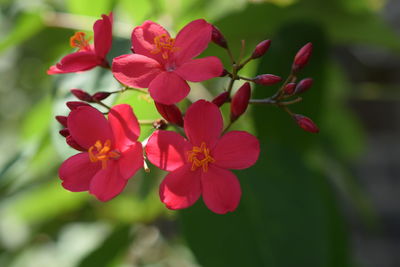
[145,100,260,214]
[48,13,113,74]
[112,19,223,105]
[59,104,143,201]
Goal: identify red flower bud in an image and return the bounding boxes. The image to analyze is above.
[66,135,85,151]
[284,83,296,95]
[66,101,91,110]
[71,89,93,102]
[212,91,230,107]
[211,25,228,49]
[251,39,271,59]
[294,78,313,94]
[55,115,68,128]
[92,91,111,101]
[293,114,319,133]
[154,102,184,127]
[292,42,312,72]
[253,74,282,86]
[230,82,251,121]
[59,128,70,137]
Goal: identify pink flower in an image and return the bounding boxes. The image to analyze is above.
[59,104,143,201]
[112,19,224,105]
[48,13,113,74]
[145,100,260,214]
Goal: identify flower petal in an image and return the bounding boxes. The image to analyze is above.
[118,141,143,179]
[68,106,113,150]
[131,20,170,63]
[213,131,260,170]
[112,54,162,88]
[148,71,189,105]
[201,165,241,214]
[146,130,190,172]
[89,161,127,201]
[184,100,223,148]
[159,164,201,210]
[93,13,113,58]
[59,153,101,192]
[49,51,100,74]
[108,104,140,150]
[174,19,212,64]
[175,56,223,82]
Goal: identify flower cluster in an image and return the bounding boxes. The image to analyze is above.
[50,13,318,214]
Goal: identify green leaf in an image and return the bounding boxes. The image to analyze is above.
[0,12,44,54]
[77,224,134,267]
[180,22,351,267]
[66,0,114,17]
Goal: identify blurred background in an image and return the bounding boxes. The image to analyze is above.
[0,0,399,266]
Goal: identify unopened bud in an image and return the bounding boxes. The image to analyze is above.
[66,101,91,110]
[212,91,230,107]
[71,89,93,102]
[251,39,271,59]
[230,82,251,121]
[293,114,319,133]
[292,42,312,72]
[59,128,70,137]
[92,91,111,101]
[55,115,68,128]
[253,74,282,86]
[154,102,184,127]
[66,135,85,151]
[294,78,313,94]
[211,25,228,49]
[284,83,296,95]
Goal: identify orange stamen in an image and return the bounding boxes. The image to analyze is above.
[187,142,215,172]
[70,32,92,51]
[88,140,120,169]
[150,34,179,59]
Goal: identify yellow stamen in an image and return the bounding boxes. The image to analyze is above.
[150,34,179,59]
[70,32,92,51]
[187,142,215,172]
[88,140,120,169]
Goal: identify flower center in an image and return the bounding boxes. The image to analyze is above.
[187,142,215,172]
[88,140,120,169]
[150,34,179,60]
[70,32,92,51]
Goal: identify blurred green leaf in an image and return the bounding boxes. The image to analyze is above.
[0,12,44,54]
[66,0,114,17]
[180,22,351,267]
[77,224,133,267]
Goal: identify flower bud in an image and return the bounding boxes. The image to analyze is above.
[293,114,319,133]
[294,78,313,94]
[251,39,271,59]
[253,74,282,86]
[59,128,70,137]
[284,83,296,95]
[230,82,251,121]
[92,91,111,101]
[212,91,230,107]
[55,115,68,128]
[292,42,312,72]
[154,102,184,127]
[71,89,93,102]
[211,25,228,49]
[66,101,91,110]
[66,135,85,151]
